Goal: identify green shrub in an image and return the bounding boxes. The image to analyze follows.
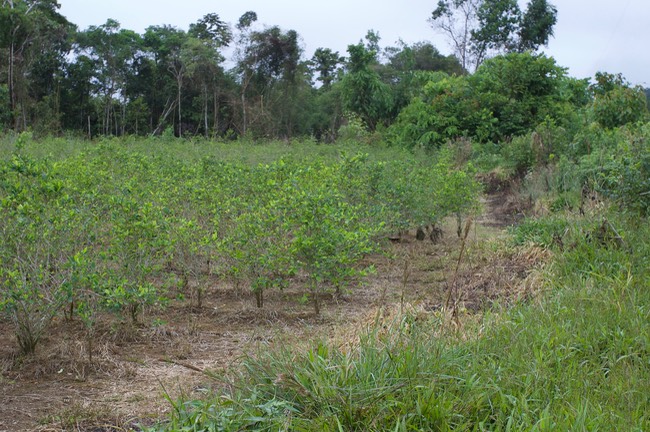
[591,72,648,129]
[576,123,650,215]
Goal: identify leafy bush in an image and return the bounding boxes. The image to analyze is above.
[389,53,580,152]
[576,123,650,215]
[337,112,370,143]
[0,136,482,355]
[590,72,648,129]
[0,153,90,354]
[473,53,570,140]
[388,74,495,151]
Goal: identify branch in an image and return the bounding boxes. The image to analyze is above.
[158,357,204,373]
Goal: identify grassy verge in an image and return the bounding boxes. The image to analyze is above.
[151,210,650,431]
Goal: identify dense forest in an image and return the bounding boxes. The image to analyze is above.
[3,0,645,143]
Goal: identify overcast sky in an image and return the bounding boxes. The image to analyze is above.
[58,0,648,86]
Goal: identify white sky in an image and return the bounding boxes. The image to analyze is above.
[58,0,649,86]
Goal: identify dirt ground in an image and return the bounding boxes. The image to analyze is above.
[0,188,547,431]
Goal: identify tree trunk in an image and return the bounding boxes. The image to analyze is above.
[152,97,177,135]
[241,90,247,136]
[255,289,264,308]
[177,77,182,137]
[203,84,208,138]
[213,89,219,138]
[8,41,16,129]
[312,294,320,315]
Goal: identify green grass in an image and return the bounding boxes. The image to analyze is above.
[151,211,650,431]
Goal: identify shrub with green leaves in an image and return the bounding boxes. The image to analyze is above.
[576,123,650,216]
[590,72,648,129]
[388,73,495,150]
[0,153,88,354]
[291,182,380,314]
[218,164,296,308]
[0,136,483,354]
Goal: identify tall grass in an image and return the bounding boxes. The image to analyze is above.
[151,211,650,431]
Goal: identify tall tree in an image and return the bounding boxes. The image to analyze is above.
[76,19,143,135]
[516,0,557,52]
[60,53,95,134]
[472,0,521,60]
[341,42,393,131]
[0,0,73,131]
[143,25,187,135]
[383,41,463,115]
[234,10,258,136]
[241,25,304,137]
[310,48,343,89]
[182,38,225,137]
[187,14,232,136]
[429,0,481,72]
[385,41,463,74]
[430,0,557,72]
[188,13,232,48]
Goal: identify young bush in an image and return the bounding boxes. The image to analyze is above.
[577,123,650,215]
[0,154,85,354]
[590,72,649,129]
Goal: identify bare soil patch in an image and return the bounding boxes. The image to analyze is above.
[0,188,547,432]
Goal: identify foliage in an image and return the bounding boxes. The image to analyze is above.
[576,123,650,215]
[310,47,344,89]
[341,42,394,131]
[517,0,558,51]
[590,72,648,129]
[0,136,481,354]
[385,41,463,76]
[388,72,494,150]
[389,53,573,149]
[430,0,557,72]
[0,0,73,131]
[473,52,568,140]
[0,0,642,151]
[0,149,91,354]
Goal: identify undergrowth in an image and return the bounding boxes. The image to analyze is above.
[150,210,650,431]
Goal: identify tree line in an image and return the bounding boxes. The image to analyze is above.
[0,0,564,140]
[2,0,648,143]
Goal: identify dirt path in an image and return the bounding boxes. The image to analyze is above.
[0,188,545,431]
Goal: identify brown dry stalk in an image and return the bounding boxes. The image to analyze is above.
[444,217,473,315]
[158,357,204,373]
[400,258,410,314]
